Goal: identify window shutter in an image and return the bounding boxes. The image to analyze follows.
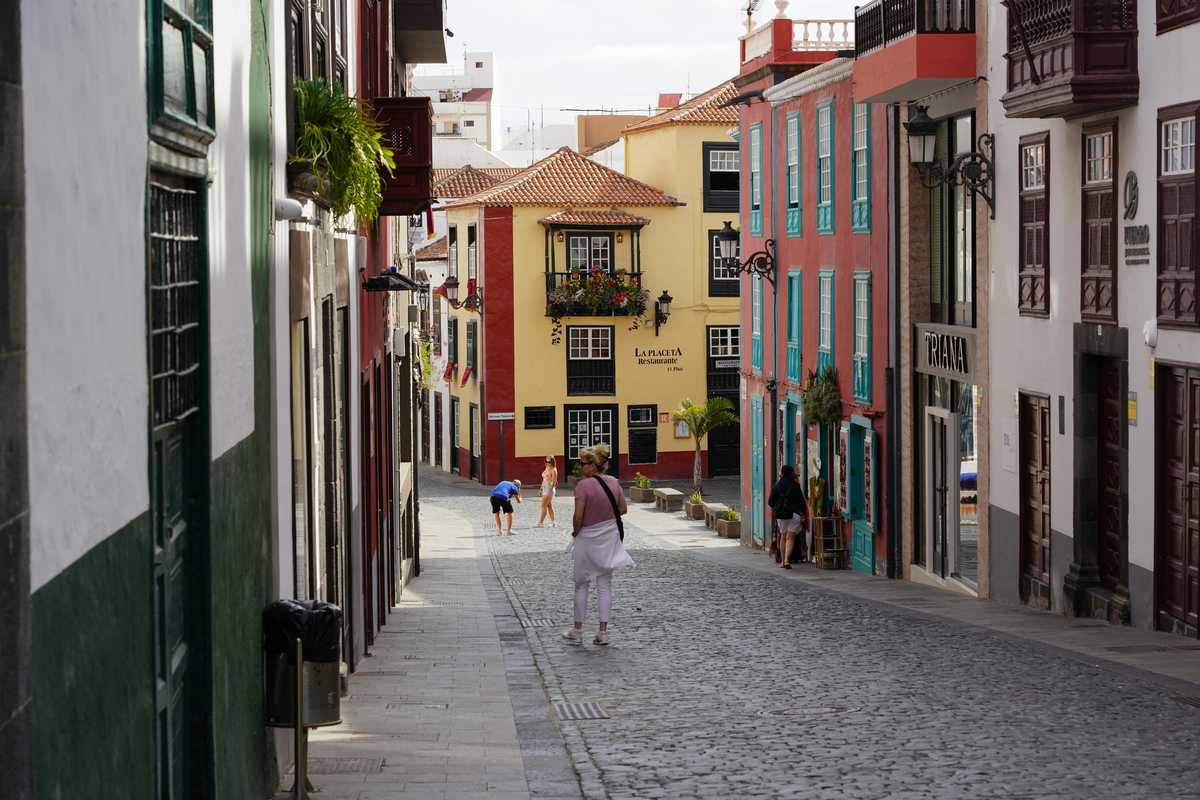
[1018,132,1050,317]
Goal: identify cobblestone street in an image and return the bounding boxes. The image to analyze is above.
[418,469,1200,800]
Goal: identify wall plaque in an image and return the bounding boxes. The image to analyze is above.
[1124,224,1151,266]
[1123,170,1138,220]
[915,322,977,384]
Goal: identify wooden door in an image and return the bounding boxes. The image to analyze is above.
[450,397,461,473]
[148,177,209,798]
[1098,359,1123,590]
[1157,365,1200,634]
[433,394,443,468]
[1019,393,1052,592]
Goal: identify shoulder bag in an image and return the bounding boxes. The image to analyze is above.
[591,476,625,541]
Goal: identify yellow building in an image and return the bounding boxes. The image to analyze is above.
[438,83,741,485]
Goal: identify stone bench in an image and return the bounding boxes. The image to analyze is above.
[702,502,730,529]
[653,487,685,512]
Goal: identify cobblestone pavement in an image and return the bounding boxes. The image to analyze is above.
[421,470,1200,800]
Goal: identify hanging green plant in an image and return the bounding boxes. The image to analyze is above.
[800,366,842,429]
[292,79,396,222]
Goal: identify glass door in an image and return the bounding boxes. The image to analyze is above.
[924,407,960,578]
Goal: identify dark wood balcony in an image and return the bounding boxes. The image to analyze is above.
[852,0,976,103]
[545,271,645,318]
[1001,0,1138,119]
[374,96,434,216]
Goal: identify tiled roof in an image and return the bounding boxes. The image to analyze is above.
[462,88,493,102]
[623,81,739,134]
[432,165,525,198]
[582,138,620,157]
[414,237,448,260]
[657,92,683,109]
[444,147,683,208]
[539,209,650,227]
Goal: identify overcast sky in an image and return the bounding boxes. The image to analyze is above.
[418,0,856,142]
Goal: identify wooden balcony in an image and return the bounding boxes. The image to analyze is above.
[1001,0,1138,119]
[852,0,976,103]
[373,96,434,216]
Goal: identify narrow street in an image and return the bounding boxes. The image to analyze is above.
[302,467,1200,800]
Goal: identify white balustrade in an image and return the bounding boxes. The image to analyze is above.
[792,19,855,51]
[740,22,774,62]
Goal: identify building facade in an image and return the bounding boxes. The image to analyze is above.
[438,144,739,485]
[985,0,1199,635]
[852,0,991,595]
[412,51,495,148]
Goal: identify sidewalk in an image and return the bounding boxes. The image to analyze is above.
[283,506,541,800]
[623,499,1200,694]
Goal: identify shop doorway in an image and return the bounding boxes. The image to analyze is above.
[1156,364,1199,637]
[706,326,741,476]
[848,420,876,575]
[564,405,619,477]
[469,403,480,480]
[924,407,958,580]
[1097,358,1124,591]
[1019,392,1052,606]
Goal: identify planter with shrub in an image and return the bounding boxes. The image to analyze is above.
[715,508,741,539]
[684,490,706,520]
[629,472,655,503]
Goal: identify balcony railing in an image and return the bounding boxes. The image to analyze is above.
[740,17,855,65]
[707,370,740,395]
[374,96,434,216]
[854,0,975,57]
[1000,0,1137,118]
[545,271,645,318]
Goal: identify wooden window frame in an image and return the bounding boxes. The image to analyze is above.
[447,225,459,278]
[708,229,740,297]
[751,274,763,371]
[708,326,741,358]
[786,270,802,383]
[852,272,872,402]
[566,326,616,396]
[148,0,215,141]
[1157,101,1200,328]
[818,270,834,369]
[786,113,801,236]
[465,320,477,372]
[851,102,871,232]
[817,100,835,235]
[703,142,740,212]
[566,232,615,273]
[467,224,477,281]
[1158,0,1200,35]
[1018,131,1051,318]
[1081,120,1119,325]
[749,124,764,235]
[524,406,555,429]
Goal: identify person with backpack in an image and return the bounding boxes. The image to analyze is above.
[562,444,634,647]
[769,464,810,569]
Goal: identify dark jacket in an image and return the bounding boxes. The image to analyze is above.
[768,478,808,521]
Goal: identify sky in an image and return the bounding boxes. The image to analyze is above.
[416,0,857,146]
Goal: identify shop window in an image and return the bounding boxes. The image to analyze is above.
[566,326,615,395]
[853,274,871,402]
[786,113,801,236]
[751,274,763,371]
[524,406,555,429]
[818,271,834,370]
[708,229,740,296]
[703,142,740,212]
[786,271,802,383]
[1018,132,1050,317]
[749,124,763,235]
[1158,104,1199,326]
[851,103,871,231]
[817,100,834,234]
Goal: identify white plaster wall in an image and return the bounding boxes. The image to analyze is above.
[986,0,1200,574]
[208,0,257,456]
[24,0,150,590]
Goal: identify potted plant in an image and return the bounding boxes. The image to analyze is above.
[547,270,650,344]
[629,471,655,503]
[715,508,741,539]
[670,397,738,495]
[291,79,396,222]
[684,490,705,520]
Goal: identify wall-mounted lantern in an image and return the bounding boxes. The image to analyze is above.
[904,105,996,219]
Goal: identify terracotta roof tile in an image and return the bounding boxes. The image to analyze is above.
[462,87,493,102]
[481,167,522,181]
[582,138,620,157]
[414,237,448,260]
[432,165,503,199]
[623,81,739,134]
[539,209,650,227]
[444,147,682,208]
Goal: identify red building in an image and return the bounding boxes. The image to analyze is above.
[734,15,894,575]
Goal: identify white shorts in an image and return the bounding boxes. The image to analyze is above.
[778,517,802,534]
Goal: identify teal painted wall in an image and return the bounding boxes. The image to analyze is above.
[32,515,156,800]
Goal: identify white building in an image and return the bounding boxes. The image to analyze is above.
[986,0,1199,636]
[412,51,495,149]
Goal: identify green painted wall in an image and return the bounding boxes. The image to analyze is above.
[32,515,156,800]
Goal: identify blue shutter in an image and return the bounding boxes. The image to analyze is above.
[751,275,764,371]
[750,123,763,236]
[786,271,802,382]
[817,100,835,235]
[852,103,872,232]
[786,113,801,236]
[853,274,872,402]
[750,395,765,545]
[817,270,834,371]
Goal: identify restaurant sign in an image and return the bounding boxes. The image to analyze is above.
[915,322,976,384]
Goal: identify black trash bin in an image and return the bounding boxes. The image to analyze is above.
[263,599,343,727]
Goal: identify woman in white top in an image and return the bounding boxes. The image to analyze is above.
[534,455,558,528]
[562,444,634,646]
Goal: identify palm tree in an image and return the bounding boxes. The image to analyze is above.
[671,397,739,494]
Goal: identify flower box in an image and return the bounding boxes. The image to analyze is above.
[684,500,706,520]
[715,518,741,539]
[629,486,655,503]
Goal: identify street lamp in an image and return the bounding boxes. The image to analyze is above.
[653,289,673,336]
[904,105,996,219]
[716,221,775,286]
[441,275,483,311]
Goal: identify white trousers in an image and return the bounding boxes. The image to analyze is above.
[574,573,612,624]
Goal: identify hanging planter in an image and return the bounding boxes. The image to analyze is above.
[800,365,842,429]
[291,79,396,222]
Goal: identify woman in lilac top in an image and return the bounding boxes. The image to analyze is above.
[563,444,634,647]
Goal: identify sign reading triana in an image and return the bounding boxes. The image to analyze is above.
[635,346,684,372]
[915,322,976,384]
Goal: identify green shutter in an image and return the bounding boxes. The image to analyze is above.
[852,103,871,232]
[786,113,801,236]
[817,100,835,235]
[818,270,834,370]
[751,275,764,371]
[750,123,763,236]
[786,270,802,382]
[852,273,871,402]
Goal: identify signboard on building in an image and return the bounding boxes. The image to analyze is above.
[1124,224,1150,267]
[915,323,977,384]
[487,411,515,421]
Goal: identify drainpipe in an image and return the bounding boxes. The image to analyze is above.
[768,99,781,538]
[887,103,902,579]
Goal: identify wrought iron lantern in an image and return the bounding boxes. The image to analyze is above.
[904,105,996,219]
[653,289,673,336]
[716,221,775,286]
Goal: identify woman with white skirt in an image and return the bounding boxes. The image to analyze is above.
[563,444,635,646]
